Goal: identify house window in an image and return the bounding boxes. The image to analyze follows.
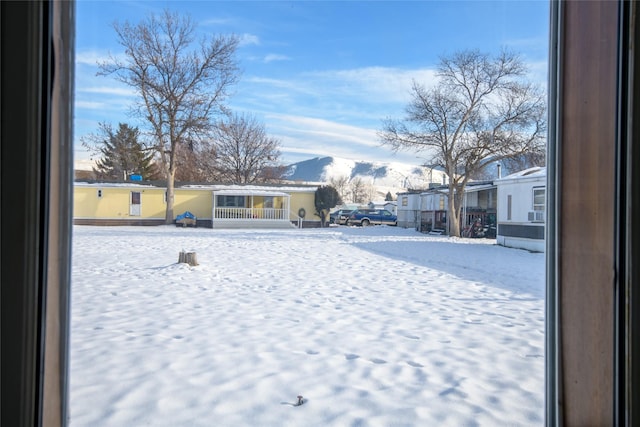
[507,195,512,221]
[533,187,545,211]
[264,196,274,209]
[402,196,408,206]
[216,195,245,207]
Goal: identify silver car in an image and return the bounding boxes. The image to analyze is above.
[329,209,354,225]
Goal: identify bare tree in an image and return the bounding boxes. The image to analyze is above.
[259,164,289,183]
[172,140,214,182]
[349,177,368,204]
[329,175,350,203]
[365,183,378,203]
[468,151,547,181]
[212,112,283,184]
[188,141,220,182]
[98,9,240,223]
[500,152,546,175]
[380,49,546,236]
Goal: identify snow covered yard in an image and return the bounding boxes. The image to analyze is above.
[69,225,545,426]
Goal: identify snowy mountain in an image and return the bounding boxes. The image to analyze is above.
[74,154,449,198]
[282,156,448,198]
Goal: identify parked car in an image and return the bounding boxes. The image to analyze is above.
[346,209,397,226]
[336,209,355,225]
[329,209,354,224]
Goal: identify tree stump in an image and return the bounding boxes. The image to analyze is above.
[178,251,198,266]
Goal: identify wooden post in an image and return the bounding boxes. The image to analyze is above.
[178,251,198,266]
[552,2,617,424]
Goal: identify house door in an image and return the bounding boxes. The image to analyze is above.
[130,191,141,216]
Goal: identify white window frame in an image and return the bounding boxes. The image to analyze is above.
[533,187,545,211]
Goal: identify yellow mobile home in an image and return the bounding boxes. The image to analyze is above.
[74,181,319,228]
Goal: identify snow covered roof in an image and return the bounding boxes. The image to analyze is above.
[75,181,158,189]
[496,167,546,183]
[213,189,288,197]
[183,184,316,193]
[75,181,317,193]
[415,180,495,196]
[462,183,496,193]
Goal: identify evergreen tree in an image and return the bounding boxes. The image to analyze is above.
[85,122,157,180]
[385,191,394,201]
[314,185,342,227]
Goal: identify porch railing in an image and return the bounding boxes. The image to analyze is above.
[214,207,288,220]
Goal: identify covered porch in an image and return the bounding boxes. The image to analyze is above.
[212,189,294,229]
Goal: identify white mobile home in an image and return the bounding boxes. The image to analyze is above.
[396,191,422,229]
[495,167,546,252]
[419,187,449,233]
[416,181,496,235]
[459,181,497,236]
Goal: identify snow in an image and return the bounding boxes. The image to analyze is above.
[324,157,447,197]
[74,181,317,193]
[284,156,448,198]
[498,166,546,181]
[69,225,545,426]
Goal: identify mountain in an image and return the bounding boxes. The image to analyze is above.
[282,156,448,198]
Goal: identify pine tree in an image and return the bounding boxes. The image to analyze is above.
[88,123,157,180]
[314,185,342,227]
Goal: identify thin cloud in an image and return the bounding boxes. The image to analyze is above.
[75,100,107,110]
[80,86,137,97]
[268,114,379,147]
[284,113,424,163]
[244,67,419,102]
[75,50,110,66]
[264,54,291,63]
[200,17,234,27]
[245,67,439,110]
[76,49,130,69]
[264,113,419,164]
[278,138,379,164]
[236,67,439,130]
[241,63,545,127]
[309,67,439,103]
[503,36,549,51]
[244,76,319,96]
[239,33,260,46]
[525,60,549,87]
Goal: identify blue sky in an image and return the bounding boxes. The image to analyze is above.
[75,0,550,166]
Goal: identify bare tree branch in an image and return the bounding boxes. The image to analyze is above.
[98,9,240,222]
[379,49,546,236]
[211,112,283,184]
